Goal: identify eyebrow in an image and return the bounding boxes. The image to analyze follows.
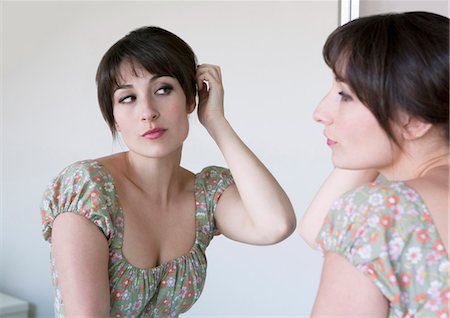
[113,75,170,93]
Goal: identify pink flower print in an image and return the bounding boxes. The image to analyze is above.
[344,202,356,215]
[113,289,124,300]
[185,290,194,300]
[357,244,372,260]
[122,277,131,289]
[428,281,443,298]
[417,229,430,243]
[403,309,417,318]
[89,190,100,201]
[439,260,450,274]
[415,265,426,285]
[104,182,114,192]
[399,272,412,288]
[380,215,392,229]
[52,181,61,190]
[424,296,441,312]
[132,299,142,311]
[433,240,446,256]
[365,263,378,279]
[167,264,177,274]
[386,194,399,208]
[427,251,441,266]
[388,235,404,261]
[331,197,344,210]
[436,308,450,318]
[415,293,428,305]
[79,206,90,218]
[406,247,423,265]
[441,287,450,303]
[422,210,433,224]
[368,193,384,206]
[387,271,397,286]
[393,204,405,221]
[73,172,82,183]
[403,188,418,202]
[116,216,124,228]
[93,175,102,183]
[367,214,379,228]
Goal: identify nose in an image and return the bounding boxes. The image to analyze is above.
[313,93,333,125]
[141,100,159,122]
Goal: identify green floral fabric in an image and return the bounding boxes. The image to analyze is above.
[316,178,449,317]
[41,160,234,317]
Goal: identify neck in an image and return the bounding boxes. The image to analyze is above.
[380,143,449,181]
[123,148,185,202]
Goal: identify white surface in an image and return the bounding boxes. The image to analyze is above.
[0,293,28,316]
[360,0,448,17]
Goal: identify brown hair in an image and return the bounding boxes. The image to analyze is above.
[96,26,197,137]
[323,11,449,144]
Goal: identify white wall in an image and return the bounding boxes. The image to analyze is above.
[2,1,337,317]
[360,0,448,17]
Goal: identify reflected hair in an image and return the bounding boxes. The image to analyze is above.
[96,26,198,137]
[323,11,449,144]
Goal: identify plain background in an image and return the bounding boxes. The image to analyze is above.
[1,1,448,317]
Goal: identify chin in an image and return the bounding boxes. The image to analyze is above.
[331,157,370,170]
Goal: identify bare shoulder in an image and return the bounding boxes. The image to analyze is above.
[405,165,449,249]
[405,165,449,199]
[96,152,126,168]
[95,152,129,178]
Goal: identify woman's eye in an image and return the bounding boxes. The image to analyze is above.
[155,85,173,95]
[118,95,135,104]
[338,91,352,102]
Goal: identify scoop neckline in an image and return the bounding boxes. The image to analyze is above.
[89,159,203,272]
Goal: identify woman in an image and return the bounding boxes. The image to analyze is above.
[299,12,449,316]
[40,26,296,317]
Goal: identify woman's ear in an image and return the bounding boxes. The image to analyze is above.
[115,122,121,132]
[401,116,432,140]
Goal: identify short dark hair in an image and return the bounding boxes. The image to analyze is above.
[323,11,449,144]
[96,26,198,137]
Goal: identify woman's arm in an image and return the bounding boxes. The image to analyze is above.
[196,64,296,245]
[298,168,378,248]
[312,252,388,316]
[52,213,110,317]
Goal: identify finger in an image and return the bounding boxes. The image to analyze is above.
[197,64,221,82]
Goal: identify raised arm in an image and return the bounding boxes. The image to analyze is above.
[52,213,110,317]
[298,168,378,248]
[196,64,296,245]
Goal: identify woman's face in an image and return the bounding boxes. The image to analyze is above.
[112,61,195,159]
[313,78,399,171]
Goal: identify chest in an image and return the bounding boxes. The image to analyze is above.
[116,183,197,269]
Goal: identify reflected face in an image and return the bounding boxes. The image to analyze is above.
[313,78,396,171]
[113,62,195,159]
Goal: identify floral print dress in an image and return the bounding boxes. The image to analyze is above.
[316,177,449,317]
[40,160,234,317]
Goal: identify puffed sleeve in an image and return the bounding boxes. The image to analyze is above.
[315,181,407,307]
[40,160,116,244]
[196,166,234,236]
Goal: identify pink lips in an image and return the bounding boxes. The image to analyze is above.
[327,138,337,146]
[143,128,167,140]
